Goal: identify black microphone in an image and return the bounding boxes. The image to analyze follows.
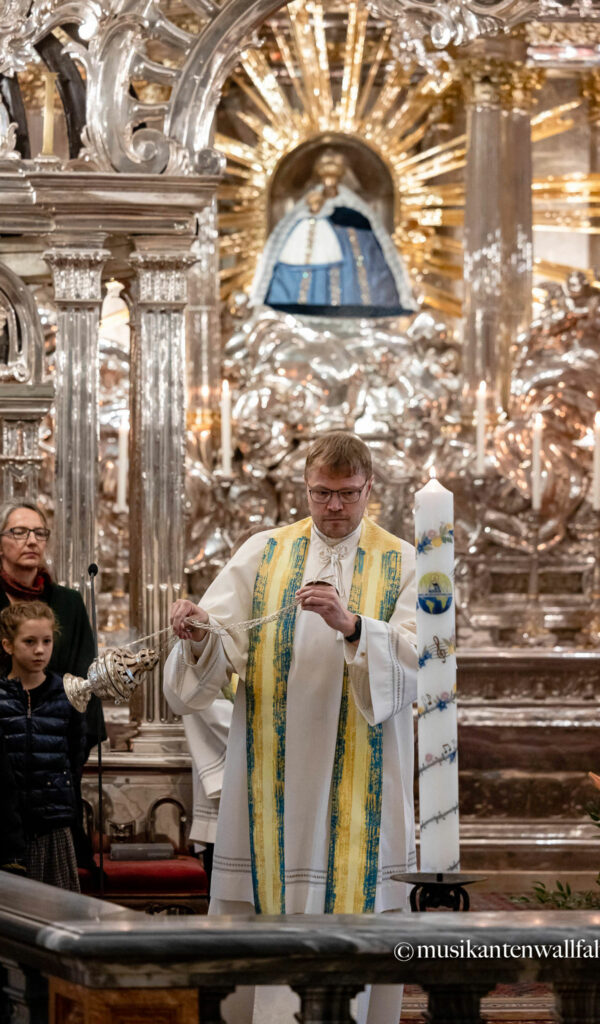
[86,559,103,894]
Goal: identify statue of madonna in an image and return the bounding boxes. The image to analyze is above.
[250,149,415,318]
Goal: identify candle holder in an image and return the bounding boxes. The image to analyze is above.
[394,872,485,912]
[515,510,556,648]
[577,509,600,647]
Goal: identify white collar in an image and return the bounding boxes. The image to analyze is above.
[310,521,362,602]
[312,521,362,550]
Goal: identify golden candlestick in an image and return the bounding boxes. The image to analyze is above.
[41,71,58,156]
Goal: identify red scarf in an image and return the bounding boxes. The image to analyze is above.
[0,567,52,601]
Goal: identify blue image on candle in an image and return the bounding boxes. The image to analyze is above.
[417,572,453,615]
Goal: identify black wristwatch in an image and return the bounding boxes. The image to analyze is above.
[344,615,362,643]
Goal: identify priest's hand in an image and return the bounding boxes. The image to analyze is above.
[170,599,210,642]
[296,582,357,637]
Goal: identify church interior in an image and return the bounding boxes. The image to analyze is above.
[1,0,600,1021]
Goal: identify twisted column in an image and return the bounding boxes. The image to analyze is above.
[129,239,195,753]
[44,240,109,594]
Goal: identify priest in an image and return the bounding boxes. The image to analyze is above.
[164,431,417,1024]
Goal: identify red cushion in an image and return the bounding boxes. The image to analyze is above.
[79,855,208,895]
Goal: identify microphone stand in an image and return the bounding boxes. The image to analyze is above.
[87,563,104,897]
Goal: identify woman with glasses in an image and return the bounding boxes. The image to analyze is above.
[0,500,104,753]
[0,500,105,880]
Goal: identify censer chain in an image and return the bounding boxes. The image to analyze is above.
[119,599,299,652]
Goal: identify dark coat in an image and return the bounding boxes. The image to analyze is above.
[0,671,86,838]
[0,580,105,751]
[0,727,25,865]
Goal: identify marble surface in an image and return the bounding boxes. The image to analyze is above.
[1,875,600,992]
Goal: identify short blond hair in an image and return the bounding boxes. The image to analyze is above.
[304,432,372,480]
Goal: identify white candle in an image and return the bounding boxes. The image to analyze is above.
[475,380,486,477]
[115,410,129,513]
[593,412,600,512]
[531,413,543,512]
[220,379,232,476]
[415,473,459,873]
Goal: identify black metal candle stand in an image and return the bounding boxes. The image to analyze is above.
[394,872,486,912]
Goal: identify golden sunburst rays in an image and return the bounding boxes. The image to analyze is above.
[216,0,466,315]
[215,0,595,319]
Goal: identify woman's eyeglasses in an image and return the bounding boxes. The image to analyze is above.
[1,527,50,541]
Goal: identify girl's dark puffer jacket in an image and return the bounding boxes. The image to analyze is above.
[0,671,86,838]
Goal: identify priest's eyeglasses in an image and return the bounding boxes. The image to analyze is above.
[1,527,51,541]
[308,484,366,504]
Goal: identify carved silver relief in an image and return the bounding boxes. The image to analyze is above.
[45,249,106,303]
[0,261,54,501]
[0,0,105,75]
[366,0,600,70]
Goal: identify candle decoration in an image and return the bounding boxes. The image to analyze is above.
[415,472,460,874]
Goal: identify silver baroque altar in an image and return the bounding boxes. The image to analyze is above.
[0,0,599,875]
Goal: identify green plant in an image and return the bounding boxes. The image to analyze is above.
[512,793,600,909]
[513,878,600,910]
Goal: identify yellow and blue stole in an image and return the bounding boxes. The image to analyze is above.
[245,516,404,914]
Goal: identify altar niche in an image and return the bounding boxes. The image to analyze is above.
[250,138,414,318]
[267,135,396,236]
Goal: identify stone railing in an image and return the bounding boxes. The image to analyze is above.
[0,873,599,1024]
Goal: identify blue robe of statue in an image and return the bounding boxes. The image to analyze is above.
[251,186,415,319]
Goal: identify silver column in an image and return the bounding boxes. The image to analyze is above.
[500,67,541,414]
[462,57,504,420]
[461,40,531,420]
[129,239,195,754]
[44,240,109,594]
[187,201,221,432]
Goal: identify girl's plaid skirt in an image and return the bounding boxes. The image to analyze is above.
[26,826,80,892]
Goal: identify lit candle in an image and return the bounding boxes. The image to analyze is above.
[220,379,232,476]
[475,380,486,476]
[531,413,543,512]
[41,71,58,157]
[415,472,459,873]
[593,412,600,512]
[115,410,129,513]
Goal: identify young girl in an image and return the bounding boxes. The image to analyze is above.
[0,601,86,891]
